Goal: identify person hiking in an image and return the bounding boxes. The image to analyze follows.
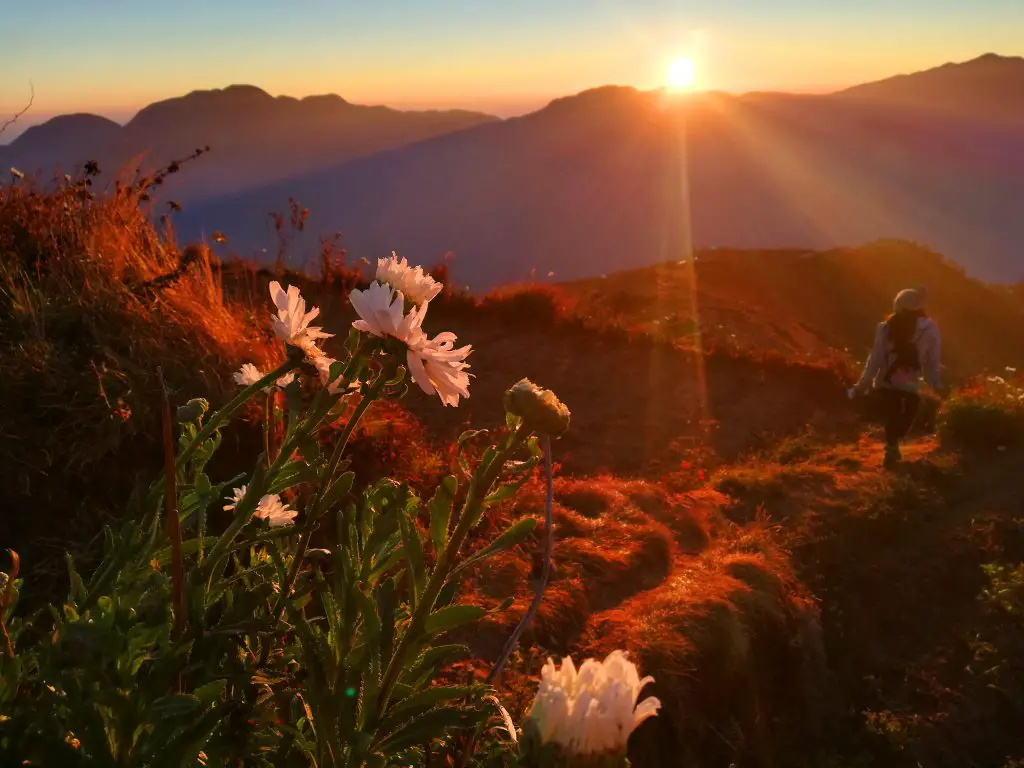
[850,287,944,469]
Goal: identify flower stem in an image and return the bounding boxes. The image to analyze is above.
[266,373,387,632]
[455,435,554,768]
[376,424,530,719]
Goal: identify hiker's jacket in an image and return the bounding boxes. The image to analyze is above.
[856,316,942,393]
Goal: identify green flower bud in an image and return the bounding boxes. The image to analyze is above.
[503,379,570,436]
[176,397,209,423]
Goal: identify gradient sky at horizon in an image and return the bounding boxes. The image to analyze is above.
[1,0,1021,135]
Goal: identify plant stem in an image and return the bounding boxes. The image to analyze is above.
[376,424,530,718]
[263,391,274,468]
[177,360,294,472]
[268,376,386,629]
[455,435,554,768]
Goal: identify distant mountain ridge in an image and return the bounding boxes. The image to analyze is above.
[2,85,498,201]
[835,53,1024,121]
[5,54,1024,286]
[178,55,1024,288]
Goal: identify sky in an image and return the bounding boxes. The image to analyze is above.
[1,0,1021,136]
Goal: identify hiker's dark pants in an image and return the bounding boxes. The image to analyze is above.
[879,389,920,445]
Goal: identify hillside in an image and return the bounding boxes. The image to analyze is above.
[560,241,1024,379]
[177,56,1024,287]
[836,53,1024,122]
[1,85,497,201]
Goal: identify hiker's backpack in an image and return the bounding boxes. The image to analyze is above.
[883,315,922,383]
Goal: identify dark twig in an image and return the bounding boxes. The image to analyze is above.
[0,83,34,138]
[158,368,186,648]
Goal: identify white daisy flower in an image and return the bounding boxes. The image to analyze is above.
[253,494,297,527]
[268,281,332,354]
[376,252,442,306]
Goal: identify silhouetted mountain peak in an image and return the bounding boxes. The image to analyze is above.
[7,113,121,154]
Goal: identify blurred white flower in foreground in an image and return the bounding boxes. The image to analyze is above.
[253,494,297,527]
[349,281,472,407]
[222,486,297,527]
[376,252,443,306]
[268,281,332,354]
[527,650,660,756]
[232,363,298,392]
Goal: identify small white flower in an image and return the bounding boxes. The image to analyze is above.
[275,371,297,390]
[526,650,660,756]
[233,363,264,388]
[254,494,297,527]
[223,485,248,512]
[407,332,473,408]
[376,252,442,306]
[268,281,332,353]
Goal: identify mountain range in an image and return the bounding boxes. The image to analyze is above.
[4,54,1024,288]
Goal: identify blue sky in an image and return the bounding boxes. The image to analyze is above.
[1,0,1021,133]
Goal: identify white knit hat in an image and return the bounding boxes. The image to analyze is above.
[893,287,926,313]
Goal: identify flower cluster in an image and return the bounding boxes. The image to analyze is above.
[526,650,661,757]
[231,253,471,406]
[349,253,471,407]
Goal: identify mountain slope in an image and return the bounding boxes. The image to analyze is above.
[1,114,121,175]
[183,72,1024,287]
[836,53,1024,122]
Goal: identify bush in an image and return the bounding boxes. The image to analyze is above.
[938,375,1024,450]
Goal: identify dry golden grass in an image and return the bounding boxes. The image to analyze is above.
[1,173,272,594]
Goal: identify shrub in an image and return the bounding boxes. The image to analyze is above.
[938,374,1024,450]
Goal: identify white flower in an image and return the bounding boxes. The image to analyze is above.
[349,281,472,407]
[526,650,660,756]
[223,485,248,512]
[224,486,296,526]
[268,281,332,353]
[253,494,297,527]
[233,363,264,388]
[233,364,298,392]
[349,281,426,343]
[407,332,472,408]
[376,252,442,306]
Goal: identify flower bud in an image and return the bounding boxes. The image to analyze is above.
[176,397,209,423]
[504,379,570,436]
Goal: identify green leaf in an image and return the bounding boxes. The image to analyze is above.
[193,679,227,706]
[428,476,457,555]
[267,460,317,494]
[424,605,486,637]
[147,693,202,721]
[373,705,484,755]
[457,518,537,574]
[402,644,470,688]
[378,685,478,735]
[397,510,426,607]
[321,471,356,514]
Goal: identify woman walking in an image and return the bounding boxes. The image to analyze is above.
[851,288,944,469]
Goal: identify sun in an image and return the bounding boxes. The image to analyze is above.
[667,57,697,90]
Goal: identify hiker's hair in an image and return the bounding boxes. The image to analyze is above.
[885,308,926,347]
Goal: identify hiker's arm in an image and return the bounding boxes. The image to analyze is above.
[855,324,884,391]
[922,323,943,391]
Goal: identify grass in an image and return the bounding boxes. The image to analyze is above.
[0,171,271,597]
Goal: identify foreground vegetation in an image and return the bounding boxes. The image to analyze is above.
[3,172,1024,766]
